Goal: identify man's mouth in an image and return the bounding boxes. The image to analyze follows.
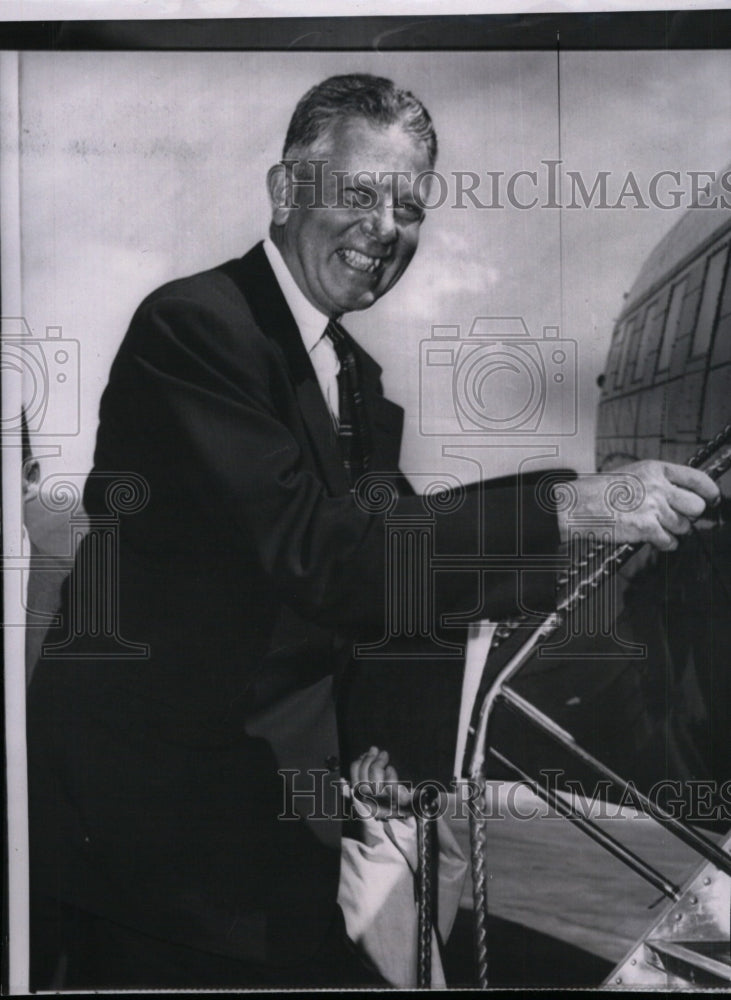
[337,248,385,274]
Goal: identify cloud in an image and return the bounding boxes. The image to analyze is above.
[399,227,503,322]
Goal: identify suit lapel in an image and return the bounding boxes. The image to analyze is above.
[219,243,350,495]
[349,339,406,475]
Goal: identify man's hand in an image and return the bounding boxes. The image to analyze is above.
[560,460,720,551]
[350,747,413,821]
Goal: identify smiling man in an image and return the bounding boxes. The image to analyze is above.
[26,73,719,991]
[268,114,432,315]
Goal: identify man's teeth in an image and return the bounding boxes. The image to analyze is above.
[340,248,382,273]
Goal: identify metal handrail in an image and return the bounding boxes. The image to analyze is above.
[487,746,681,902]
[464,423,731,988]
[498,686,731,877]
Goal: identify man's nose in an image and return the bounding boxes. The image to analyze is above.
[361,201,397,243]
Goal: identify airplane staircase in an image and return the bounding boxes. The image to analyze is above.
[458,426,731,989]
[607,830,731,988]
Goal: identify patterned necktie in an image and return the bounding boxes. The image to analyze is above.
[325,319,372,490]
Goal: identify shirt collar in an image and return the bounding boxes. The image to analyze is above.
[263,237,330,353]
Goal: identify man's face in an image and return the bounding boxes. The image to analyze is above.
[269,117,432,317]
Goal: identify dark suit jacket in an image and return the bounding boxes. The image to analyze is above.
[27,242,562,967]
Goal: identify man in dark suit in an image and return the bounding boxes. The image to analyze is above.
[26,73,719,990]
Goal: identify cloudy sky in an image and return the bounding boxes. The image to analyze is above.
[13,47,731,481]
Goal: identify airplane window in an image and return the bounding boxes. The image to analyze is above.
[657,278,686,373]
[691,245,729,358]
[629,302,656,383]
[603,322,623,389]
[622,313,642,384]
[640,303,661,381]
[612,320,630,389]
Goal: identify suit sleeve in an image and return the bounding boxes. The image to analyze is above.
[87,292,565,633]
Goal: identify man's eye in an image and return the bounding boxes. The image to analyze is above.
[395,202,424,224]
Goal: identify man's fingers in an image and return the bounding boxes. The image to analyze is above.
[635,500,679,550]
[351,746,380,786]
[353,747,394,789]
[650,525,679,551]
[666,484,708,521]
[383,764,412,807]
[365,750,389,786]
[350,749,412,817]
[663,463,720,506]
[657,500,691,537]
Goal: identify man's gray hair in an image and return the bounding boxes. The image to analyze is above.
[283,73,437,166]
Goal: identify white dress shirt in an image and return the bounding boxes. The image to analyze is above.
[263,238,340,422]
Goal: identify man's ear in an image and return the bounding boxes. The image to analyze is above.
[267,163,294,226]
[22,458,40,502]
